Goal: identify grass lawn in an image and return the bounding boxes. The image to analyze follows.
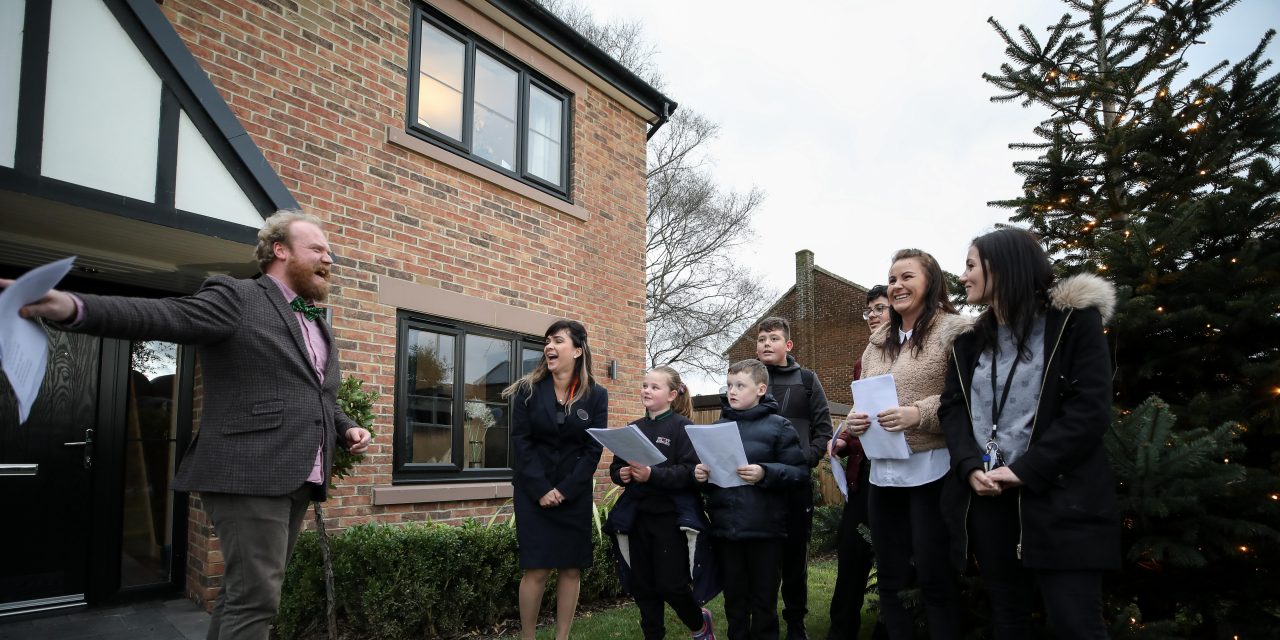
[496,556,877,639]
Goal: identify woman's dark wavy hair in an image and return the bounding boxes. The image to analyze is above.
[885,249,956,360]
[970,228,1054,359]
[502,319,596,407]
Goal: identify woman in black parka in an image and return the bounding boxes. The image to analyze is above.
[505,319,607,640]
[939,229,1120,639]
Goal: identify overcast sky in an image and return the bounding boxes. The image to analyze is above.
[583,0,1278,392]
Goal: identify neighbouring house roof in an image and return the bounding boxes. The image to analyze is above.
[722,256,871,358]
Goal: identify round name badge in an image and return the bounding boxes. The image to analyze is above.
[576,409,589,421]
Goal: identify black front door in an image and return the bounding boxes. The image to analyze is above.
[0,327,100,614]
[0,273,194,616]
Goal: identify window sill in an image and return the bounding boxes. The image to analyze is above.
[372,481,514,505]
[386,126,589,222]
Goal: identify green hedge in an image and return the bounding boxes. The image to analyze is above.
[275,519,620,640]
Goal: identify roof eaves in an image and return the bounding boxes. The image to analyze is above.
[814,265,870,292]
[484,0,677,122]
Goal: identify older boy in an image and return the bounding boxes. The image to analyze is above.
[695,359,808,640]
[755,317,833,639]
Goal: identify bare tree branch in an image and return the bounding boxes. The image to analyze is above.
[537,0,775,377]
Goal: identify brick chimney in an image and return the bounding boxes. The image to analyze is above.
[796,249,815,364]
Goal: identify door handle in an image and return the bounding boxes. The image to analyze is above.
[63,428,94,469]
[0,464,39,476]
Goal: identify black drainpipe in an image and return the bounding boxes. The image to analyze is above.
[645,101,671,141]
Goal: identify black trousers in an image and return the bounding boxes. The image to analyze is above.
[781,484,814,629]
[969,491,1108,639]
[827,471,883,640]
[630,511,705,640]
[718,538,785,640]
[867,478,961,640]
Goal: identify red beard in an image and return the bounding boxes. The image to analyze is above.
[286,256,329,302]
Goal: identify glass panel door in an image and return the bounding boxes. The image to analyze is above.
[119,341,180,588]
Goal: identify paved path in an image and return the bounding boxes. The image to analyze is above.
[0,598,208,640]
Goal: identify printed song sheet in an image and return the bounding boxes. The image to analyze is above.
[0,257,76,424]
[685,422,749,488]
[851,374,912,460]
[829,421,849,501]
[587,424,667,467]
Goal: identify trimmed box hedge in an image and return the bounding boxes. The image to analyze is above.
[275,519,619,640]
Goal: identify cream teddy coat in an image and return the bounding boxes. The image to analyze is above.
[859,312,973,453]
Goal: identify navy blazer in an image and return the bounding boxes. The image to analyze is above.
[510,376,607,504]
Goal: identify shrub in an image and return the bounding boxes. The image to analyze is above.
[810,504,842,555]
[275,519,620,639]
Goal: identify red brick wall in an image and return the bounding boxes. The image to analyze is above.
[726,271,873,406]
[160,0,648,606]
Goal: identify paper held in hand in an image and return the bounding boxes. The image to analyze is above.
[684,422,749,488]
[851,374,911,460]
[0,256,77,425]
[829,421,849,501]
[586,424,667,467]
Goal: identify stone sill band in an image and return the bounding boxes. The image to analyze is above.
[386,126,590,222]
[372,482,514,505]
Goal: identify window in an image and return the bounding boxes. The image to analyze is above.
[394,313,544,482]
[409,5,572,197]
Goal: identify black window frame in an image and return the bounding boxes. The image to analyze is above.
[407,3,573,200]
[393,311,545,484]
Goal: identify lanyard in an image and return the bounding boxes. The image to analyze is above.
[987,347,1021,443]
[557,378,579,407]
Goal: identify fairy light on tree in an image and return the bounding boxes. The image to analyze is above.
[986,0,1280,634]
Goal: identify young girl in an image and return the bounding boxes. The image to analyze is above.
[605,366,716,640]
[940,228,1119,638]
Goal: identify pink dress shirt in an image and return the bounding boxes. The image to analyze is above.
[265,275,329,485]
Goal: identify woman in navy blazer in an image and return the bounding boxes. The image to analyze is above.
[505,319,607,640]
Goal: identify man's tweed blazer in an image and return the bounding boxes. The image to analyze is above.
[75,275,357,498]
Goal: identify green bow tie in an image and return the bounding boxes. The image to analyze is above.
[290,296,324,322]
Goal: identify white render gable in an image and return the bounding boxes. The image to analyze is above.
[175,111,262,228]
[43,0,161,202]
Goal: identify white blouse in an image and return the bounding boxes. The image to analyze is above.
[869,328,951,488]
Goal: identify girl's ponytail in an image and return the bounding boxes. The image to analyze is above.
[652,365,693,418]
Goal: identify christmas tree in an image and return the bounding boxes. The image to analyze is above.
[985,0,1280,459]
[1106,398,1279,636]
[985,0,1280,633]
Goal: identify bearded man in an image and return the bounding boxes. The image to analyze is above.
[5,210,372,640]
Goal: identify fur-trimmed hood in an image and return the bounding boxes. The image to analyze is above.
[1050,273,1116,323]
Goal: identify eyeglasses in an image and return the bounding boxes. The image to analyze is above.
[862,304,890,320]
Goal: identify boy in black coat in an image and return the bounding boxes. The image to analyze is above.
[695,359,809,640]
[755,316,834,639]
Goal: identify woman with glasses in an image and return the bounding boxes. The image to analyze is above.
[862,296,891,328]
[827,285,889,640]
[505,319,608,640]
[940,228,1118,638]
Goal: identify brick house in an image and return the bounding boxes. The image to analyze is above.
[0,0,672,614]
[724,250,878,407]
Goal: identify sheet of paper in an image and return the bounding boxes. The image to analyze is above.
[829,421,849,501]
[0,256,76,424]
[685,422,748,488]
[587,424,667,467]
[851,374,911,460]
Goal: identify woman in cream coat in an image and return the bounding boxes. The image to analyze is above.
[847,248,968,640]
